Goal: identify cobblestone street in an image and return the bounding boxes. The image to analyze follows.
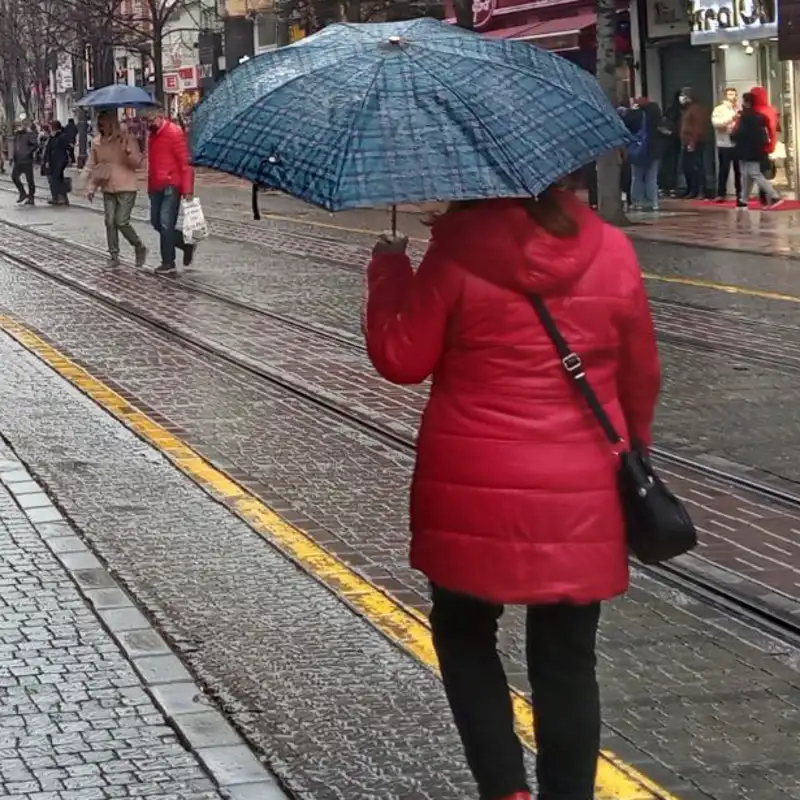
[0,178,799,799]
[0,441,284,800]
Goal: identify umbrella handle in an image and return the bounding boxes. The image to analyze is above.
[391,205,397,238]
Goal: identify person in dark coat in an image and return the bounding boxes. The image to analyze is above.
[43,121,71,206]
[624,97,666,211]
[678,86,710,199]
[659,90,683,195]
[731,92,782,209]
[64,118,78,165]
[11,124,37,204]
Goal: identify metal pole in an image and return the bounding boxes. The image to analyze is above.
[276,0,291,47]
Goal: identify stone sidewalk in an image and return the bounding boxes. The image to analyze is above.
[0,441,286,800]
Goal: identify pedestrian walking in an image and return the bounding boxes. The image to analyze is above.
[143,107,196,275]
[658,90,683,196]
[678,87,709,199]
[711,87,741,202]
[364,187,661,800]
[85,111,148,268]
[625,96,665,211]
[11,124,37,205]
[748,86,780,205]
[64,117,78,166]
[732,92,782,209]
[42,121,71,206]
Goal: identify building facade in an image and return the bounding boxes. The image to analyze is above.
[687,0,797,190]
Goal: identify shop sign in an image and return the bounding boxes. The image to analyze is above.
[646,0,690,37]
[163,73,179,93]
[178,66,198,90]
[473,0,497,29]
[689,0,777,43]
[54,53,73,93]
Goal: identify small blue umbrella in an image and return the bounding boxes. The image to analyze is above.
[77,84,158,109]
[190,18,630,211]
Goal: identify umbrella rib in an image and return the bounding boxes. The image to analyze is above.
[194,49,376,157]
[395,39,613,120]
[331,59,388,209]
[404,49,536,196]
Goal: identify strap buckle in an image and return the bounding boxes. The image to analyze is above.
[562,353,584,376]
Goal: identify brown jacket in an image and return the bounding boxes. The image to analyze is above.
[680,102,708,148]
[86,131,142,194]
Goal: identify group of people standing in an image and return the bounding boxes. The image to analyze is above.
[617,84,782,210]
[7,109,196,274]
[10,119,78,206]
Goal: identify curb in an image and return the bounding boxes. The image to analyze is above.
[0,441,289,800]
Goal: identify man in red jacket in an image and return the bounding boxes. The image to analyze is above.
[143,108,196,274]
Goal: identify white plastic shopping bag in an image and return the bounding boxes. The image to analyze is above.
[177,197,210,245]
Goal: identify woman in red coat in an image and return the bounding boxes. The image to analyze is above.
[364,186,660,800]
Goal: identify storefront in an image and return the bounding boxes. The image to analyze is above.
[688,0,796,190]
[162,67,201,119]
[445,0,633,97]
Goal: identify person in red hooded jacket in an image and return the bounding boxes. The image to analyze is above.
[749,86,778,154]
[748,86,780,204]
[364,187,660,800]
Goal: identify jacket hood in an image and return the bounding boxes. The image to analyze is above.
[429,191,604,296]
[750,87,769,108]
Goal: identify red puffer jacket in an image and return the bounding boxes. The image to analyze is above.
[750,86,779,155]
[365,193,660,605]
[147,120,194,196]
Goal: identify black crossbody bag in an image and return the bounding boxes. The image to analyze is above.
[528,294,698,564]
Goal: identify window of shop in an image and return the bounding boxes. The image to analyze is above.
[257,11,277,50]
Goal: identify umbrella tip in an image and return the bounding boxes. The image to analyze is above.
[386,35,408,47]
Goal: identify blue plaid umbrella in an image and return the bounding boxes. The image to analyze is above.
[190,18,629,211]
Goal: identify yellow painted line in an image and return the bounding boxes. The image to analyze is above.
[260,211,800,306]
[642,271,800,304]
[0,312,679,800]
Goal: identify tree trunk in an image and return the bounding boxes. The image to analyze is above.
[452,0,473,29]
[152,33,164,106]
[594,0,626,225]
[344,0,360,22]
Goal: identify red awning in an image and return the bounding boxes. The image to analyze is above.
[483,11,596,50]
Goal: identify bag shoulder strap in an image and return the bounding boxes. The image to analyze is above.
[527,294,622,447]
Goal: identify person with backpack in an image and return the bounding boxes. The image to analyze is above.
[625,97,665,212]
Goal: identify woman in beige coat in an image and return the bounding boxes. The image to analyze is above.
[85,111,147,268]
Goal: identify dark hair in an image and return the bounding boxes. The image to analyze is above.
[427,186,578,239]
[742,92,754,107]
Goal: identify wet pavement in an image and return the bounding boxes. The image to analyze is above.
[0,438,284,799]
[0,194,800,616]
[1,182,800,797]
[1,268,800,800]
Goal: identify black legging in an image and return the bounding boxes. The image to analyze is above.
[430,585,601,800]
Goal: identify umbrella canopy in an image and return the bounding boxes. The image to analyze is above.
[190,18,629,211]
[77,84,158,109]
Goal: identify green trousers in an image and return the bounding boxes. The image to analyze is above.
[103,191,142,257]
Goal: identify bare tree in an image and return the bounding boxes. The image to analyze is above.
[594,0,626,224]
[0,0,64,120]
